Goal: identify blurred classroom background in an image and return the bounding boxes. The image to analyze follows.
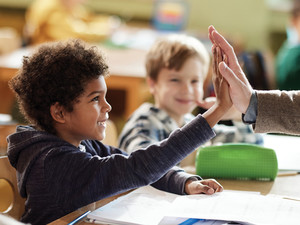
[0,0,295,152]
[0,0,292,51]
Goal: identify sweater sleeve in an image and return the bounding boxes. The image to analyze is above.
[45,114,215,210]
[151,166,201,195]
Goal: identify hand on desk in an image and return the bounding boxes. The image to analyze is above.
[185,178,223,195]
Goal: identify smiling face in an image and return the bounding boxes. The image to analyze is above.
[54,76,112,146]
[149,56,204,125]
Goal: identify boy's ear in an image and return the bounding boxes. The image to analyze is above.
[50,102,66,123]
[147,77,156,95]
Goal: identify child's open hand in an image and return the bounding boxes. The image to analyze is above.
[200,42,232,128]
[185,178,223,195]
[196,45,231,110]
[196,96,215,110]
[212,45,232,111]
[198,96,242,121]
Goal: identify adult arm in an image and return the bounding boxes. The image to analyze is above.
[208,25,300,135]
[254,90,300,134]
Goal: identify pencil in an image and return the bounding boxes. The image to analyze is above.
[179,218,206,225]
[277,171,300,177]
[67,210,91,225]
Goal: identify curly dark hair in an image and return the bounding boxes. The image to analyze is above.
[9,39,109,134]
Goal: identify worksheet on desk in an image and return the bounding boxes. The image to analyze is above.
[87,186,300,225]
[166,191,300,225]
[88,186,178,225]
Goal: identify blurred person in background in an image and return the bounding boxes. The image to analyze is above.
[24,0,120,45]
[276,0,300,90]
[118,34,264,170]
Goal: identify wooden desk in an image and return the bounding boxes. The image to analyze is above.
[48,191,132,225]
[49,174,300,225]
[0,45,149,120]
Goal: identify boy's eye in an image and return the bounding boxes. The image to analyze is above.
[192,79,199,84]
[92,96,99,102]
[170,78,179,82]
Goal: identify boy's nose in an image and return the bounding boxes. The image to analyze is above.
[106,102,112,112]
[101,100,112,113]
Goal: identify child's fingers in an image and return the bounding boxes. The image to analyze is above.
[209,180,224,193]
[216,46,223,79]
[212,45,217,74]
[223,54,228,65]
[201,179,224,193]
[188,179,224,195]
[196,183,215,195]
[196,97,216,109]
[212,45,222,80]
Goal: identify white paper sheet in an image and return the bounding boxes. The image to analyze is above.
[88,186,178,225]
[87,186,300,225]
[167,191,300,225]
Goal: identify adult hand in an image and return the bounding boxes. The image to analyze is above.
[208,25,253,114]
[185,178,223,195]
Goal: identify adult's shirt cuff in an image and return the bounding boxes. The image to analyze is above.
[242,91,257,124]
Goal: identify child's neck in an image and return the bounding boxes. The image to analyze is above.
[175,117,185,127]
[154,104,185,127]
[165,111,185,127]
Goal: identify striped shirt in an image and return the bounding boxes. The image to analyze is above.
[118,103,264,155]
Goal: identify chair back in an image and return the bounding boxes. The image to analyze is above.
[0,123,17,156]
[0,156,25,220]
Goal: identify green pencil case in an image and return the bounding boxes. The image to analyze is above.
[195,143,278,181]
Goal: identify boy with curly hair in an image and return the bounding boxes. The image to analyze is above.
[7,39,229,225]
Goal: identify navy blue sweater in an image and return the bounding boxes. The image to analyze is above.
[7,115,214,224]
